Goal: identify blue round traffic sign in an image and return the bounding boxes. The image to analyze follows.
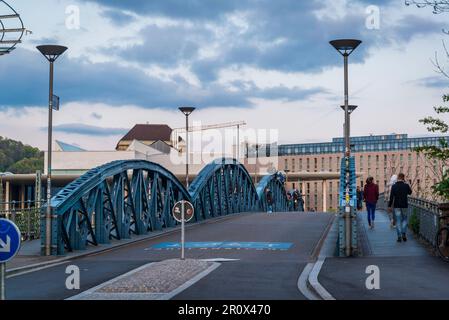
[0,218,21,263]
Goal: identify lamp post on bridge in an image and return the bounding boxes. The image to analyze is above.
[330,39,361,257]
[37,44,68,256]
[179,107,195,189]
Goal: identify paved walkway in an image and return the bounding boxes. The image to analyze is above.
[319,210,449,299]
[358,209,428,257]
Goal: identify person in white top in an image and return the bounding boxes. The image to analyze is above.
[386,174,398,228]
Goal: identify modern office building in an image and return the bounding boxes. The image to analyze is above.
[279,133,449,211]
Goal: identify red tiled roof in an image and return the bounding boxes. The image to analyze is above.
[119,124,172,142]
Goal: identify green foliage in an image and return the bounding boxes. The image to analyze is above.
[415,95,449,200]
[0,136,44,174]
[409,208,420,235]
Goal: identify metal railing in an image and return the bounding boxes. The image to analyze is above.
[0,200,44,241]
[378,193,442,246]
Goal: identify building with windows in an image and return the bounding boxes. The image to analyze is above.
[279,134,449,212]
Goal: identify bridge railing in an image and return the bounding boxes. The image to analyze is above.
[256,172,289,212]
[41,158,290,255]
[378,193,446,246]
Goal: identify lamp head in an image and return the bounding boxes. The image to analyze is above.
[340,105,358,114]
[179,106,196,116]
[330,39,362,56]
[36,45,68,62]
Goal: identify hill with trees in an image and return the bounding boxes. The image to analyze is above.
[0,136,44,174]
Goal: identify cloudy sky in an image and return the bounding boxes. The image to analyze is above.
[0,0,448,150]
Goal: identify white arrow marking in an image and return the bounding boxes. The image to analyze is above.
[0,235,11,253]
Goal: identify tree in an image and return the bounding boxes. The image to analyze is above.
[7,157,44,174]
[405,1,449,200]
[0,136,44,173]
[415,102,449,200]
[406,1,449,14]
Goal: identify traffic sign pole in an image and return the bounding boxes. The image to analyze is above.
[172,200,193,261]
[0,218,22,300]
[0,262,4,300]
[181,201,185,260]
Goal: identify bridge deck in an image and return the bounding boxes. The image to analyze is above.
[6,212,332,300]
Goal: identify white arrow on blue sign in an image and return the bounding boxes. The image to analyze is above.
[0,219,21,263]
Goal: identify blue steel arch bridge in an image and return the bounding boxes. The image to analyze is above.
[42,158,292,255]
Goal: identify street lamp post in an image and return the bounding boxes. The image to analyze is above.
[179,107,195,189]
[37,45,67,256]
[330,39,361,257]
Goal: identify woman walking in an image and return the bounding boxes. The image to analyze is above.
[363,177,379,229]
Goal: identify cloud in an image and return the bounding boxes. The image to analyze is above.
[95,0,443,84]
[410,75,449,89]
[79,0,241,21]
[100,9,137,26]
[91,112,103,120]
[0,48,324,109]
[51,123,128,136]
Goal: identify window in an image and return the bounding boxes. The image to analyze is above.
[284,159,288,170]
[299,158,303,171]
[292,159,295,172]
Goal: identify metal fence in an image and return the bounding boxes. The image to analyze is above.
[378,193,442,246]
[0,200,43,241]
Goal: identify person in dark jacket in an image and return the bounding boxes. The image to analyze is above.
[363,177,379,229]
[388,173,412,242]
[356,186,363,211]
[265,188,273,213]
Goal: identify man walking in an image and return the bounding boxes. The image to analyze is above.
[388,173,412,242]
[363,177,379,229]
[265,188,273,213]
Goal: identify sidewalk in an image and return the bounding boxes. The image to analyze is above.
[318,210,449,299]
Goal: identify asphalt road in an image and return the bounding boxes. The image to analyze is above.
[6,212,332,300]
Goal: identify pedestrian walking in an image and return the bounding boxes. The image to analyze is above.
[293,189,300,211]
[386,174,398,228]
[298,191,305,212]
[287,191,294,211]
[388,173,412,243]
[265,188,273,213]
[356,186,363,211]
[363,176,379,229]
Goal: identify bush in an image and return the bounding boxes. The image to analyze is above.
[409,208,420,234]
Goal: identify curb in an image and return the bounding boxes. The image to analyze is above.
[6,212,253,276]
[297,213,337,300]
[297,213,335,300]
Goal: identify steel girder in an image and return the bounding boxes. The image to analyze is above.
[189,158,259,220]
[256,172,289,212]
[42,160,190,255]
[42,158,288,255]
